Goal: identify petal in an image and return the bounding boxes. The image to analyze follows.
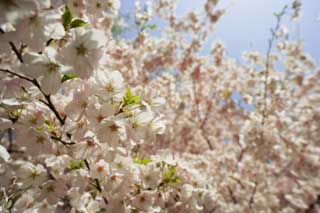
[0,145,10,162]
[41,71,61,94]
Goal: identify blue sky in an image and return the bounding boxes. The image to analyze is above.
[120,0,320,63]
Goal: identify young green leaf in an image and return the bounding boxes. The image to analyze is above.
[70,19,88,29]
[149,24,157,30]
[133,156,152,165]
[68,160,85,170]
[61,73,77,83]
[111,25,124,37]
[162,165,181,187]
[62,6,73,29]
[141,24,147,32]
[123,88,141,106]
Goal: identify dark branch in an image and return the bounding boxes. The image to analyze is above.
[0,68,66,125]
[0,27,23,63]
[50,135,75,146]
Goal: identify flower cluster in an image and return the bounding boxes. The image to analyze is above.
[1,0,320,212]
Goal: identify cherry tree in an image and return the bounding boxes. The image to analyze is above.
[0,0,319,212]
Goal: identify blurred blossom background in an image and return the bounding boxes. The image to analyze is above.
[119,0,320,62]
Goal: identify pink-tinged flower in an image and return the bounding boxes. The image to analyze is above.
[86,0,120,18]
[60,28,107,79]
[90,159,110,180]
[86,102,116,128]
[73,137,100,160]
[39,179,68,204]
[16,128,54,156]
[131,191,155,211]
[64,83,93,121]
[96,118,126,147]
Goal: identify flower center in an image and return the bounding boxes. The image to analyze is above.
[46,62,60,73]
[97,166,104,173]
[109,124,119,132]
[76,43,88,56]
[105,83,114,93]
[36,136,45,144]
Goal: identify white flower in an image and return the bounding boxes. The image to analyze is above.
[103,174,124,195]
[140,165,161,189]
[96,118,126,147]
[16,128,54,156]
[86,0,120,18]
[45,154,71,179]
[73,138,100,160]
[131,191,155,211]
[93,70,124,101]
[60,28,107,79]
[0,145,10,162]
[106,197,126,213]
[19,47,65,94]
[86,102,116,128]
[65,83,93,121]
[14,9,65,51]
[111,155,133,174]
[16,162,47,187]
[90,159,110,180]
[65,0,86,17]
[39,179,68,204]
[128,108,155,141]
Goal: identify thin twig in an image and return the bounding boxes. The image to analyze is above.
[0,68,66,125]
[261,5,288,127]
[192,78,213,150]
[0,27,23,63]
[7,128,13,153]
[226,186,237,204]
[249,181,258,208]
[84,159,91,171]
[50,135,75,146]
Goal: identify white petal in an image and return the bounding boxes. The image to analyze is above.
[0,145,10,162]
[41,71,61,94]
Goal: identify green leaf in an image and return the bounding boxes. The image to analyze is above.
[141,24,147,32]
[61,73,77,83]
[70,19,88,29]
[111,25,124,37]
[149,24,157,30]
[68,160,85,170]
[62,6,73,29]
[123,88,141,106]
[45,119,55,132]
[133,156,152,165]
[162,165,181,186]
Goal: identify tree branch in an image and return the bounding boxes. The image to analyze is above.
[0,68,66,125]
[0,27,23,63]
[50,135,75,146]
[261,5,288,127]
